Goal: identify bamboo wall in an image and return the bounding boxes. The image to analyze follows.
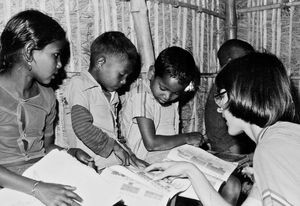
[236,0,300,103]
[0,0,225,138]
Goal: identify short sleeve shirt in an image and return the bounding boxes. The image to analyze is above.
[120,78,179,159]
[0,83,56,173]
[249,121,300,206]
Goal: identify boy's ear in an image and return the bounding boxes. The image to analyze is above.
[23,41,35,63]
[147,65,155,80]
[96,56,106,70]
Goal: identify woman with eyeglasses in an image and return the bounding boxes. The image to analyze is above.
[145,52,300,206]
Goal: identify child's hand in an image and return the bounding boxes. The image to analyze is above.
[68,148,95,167]
[33,181,82,206]
[113,142,131,166]
[129,154,150,169]
[186,132,205,147]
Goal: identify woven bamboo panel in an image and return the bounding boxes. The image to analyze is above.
[0,0,225,137]
[236,0,300,103]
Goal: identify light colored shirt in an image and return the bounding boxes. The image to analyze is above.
[0,83,56,174]
[120,78,179,160]
[62,70,119,168]
[247,121,300,206]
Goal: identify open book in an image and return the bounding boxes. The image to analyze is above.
[166,145,238,199]
[99,164,190,206]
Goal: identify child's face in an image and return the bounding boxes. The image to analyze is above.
[150,73,185,105]
[31,40,65,84]
[96,56,132,92]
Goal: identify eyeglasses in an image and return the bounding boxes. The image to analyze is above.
[214,90,228,111]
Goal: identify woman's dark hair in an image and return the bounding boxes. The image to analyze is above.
[215,52,295,127]
[154,46,199,88]
[0,9,67,72]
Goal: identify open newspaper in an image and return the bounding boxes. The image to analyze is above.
[166,145,238,200]
[0,149,190,206]
[99,164,190,206]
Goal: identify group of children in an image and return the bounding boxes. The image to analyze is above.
[0,9,299,206]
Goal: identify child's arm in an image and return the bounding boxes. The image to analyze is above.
[71,104,116,158]
[136,117,204,151]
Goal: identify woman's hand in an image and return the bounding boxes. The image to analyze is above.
[145,161,197,180]
[34,181,82,206]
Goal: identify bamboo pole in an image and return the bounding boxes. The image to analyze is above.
[192,0,197,57]
[130,0,155,74]
[195,0,200,64]
[271,0,276,53]
[76,0,82,71]
[121,1,125,32]
[256,0,259,49]
[154,1,159,55]
[237,1,300,13]
[263,0,267,49]
[103,0,111,31]
[169,3,173,44]
[111,1,118,30]
[224,0,237,40]
[4,0,11,23]
[147,0,225,19]
[251,0,255,46]
[182,0,188,48]
[288,0,294,76]
[162,2,166,48]
[247,0,251,43]
[92,0,100,37]
[276,0,282,56]
[176,3,182,46]
[64,0,75,72]
[199,0,205,73]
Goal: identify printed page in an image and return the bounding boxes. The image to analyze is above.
[100,165,191,206]
[0,149,121,206]
[167,145,238,182]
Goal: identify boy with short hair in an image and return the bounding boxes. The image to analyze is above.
[63,31,146,170]
[205,39,256,154]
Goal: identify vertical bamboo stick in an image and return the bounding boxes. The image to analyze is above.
[154,1,159,56]
[176,4,182,46]
[276,0,282,56]
[216,0,220,56]
[99,0,105,33]
[64,0,75,72]
[288,0,294,76]
[76,0,82,71]
[206,0,210,71]
[103,0,110,31]
[271,0,277,53]
[130,0,155,73]
[199,0,205,73]
[121,1,125,33]
[92,0,100,38]
[251,0,255,46]
[263,0,267,49]
[182,0,188,49]
[210,0,215,71]
[169,3,173,45]
[162,2,166,49]
[111,0,118,30]
[247,0,251,43]
[255,0,259,49]
[224,0,237,40]
[192,0,197,56]
[195,0,200,64]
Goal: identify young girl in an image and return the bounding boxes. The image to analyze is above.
[0,10,93,206]
[120,46,204,162]
[146,52,300,205]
